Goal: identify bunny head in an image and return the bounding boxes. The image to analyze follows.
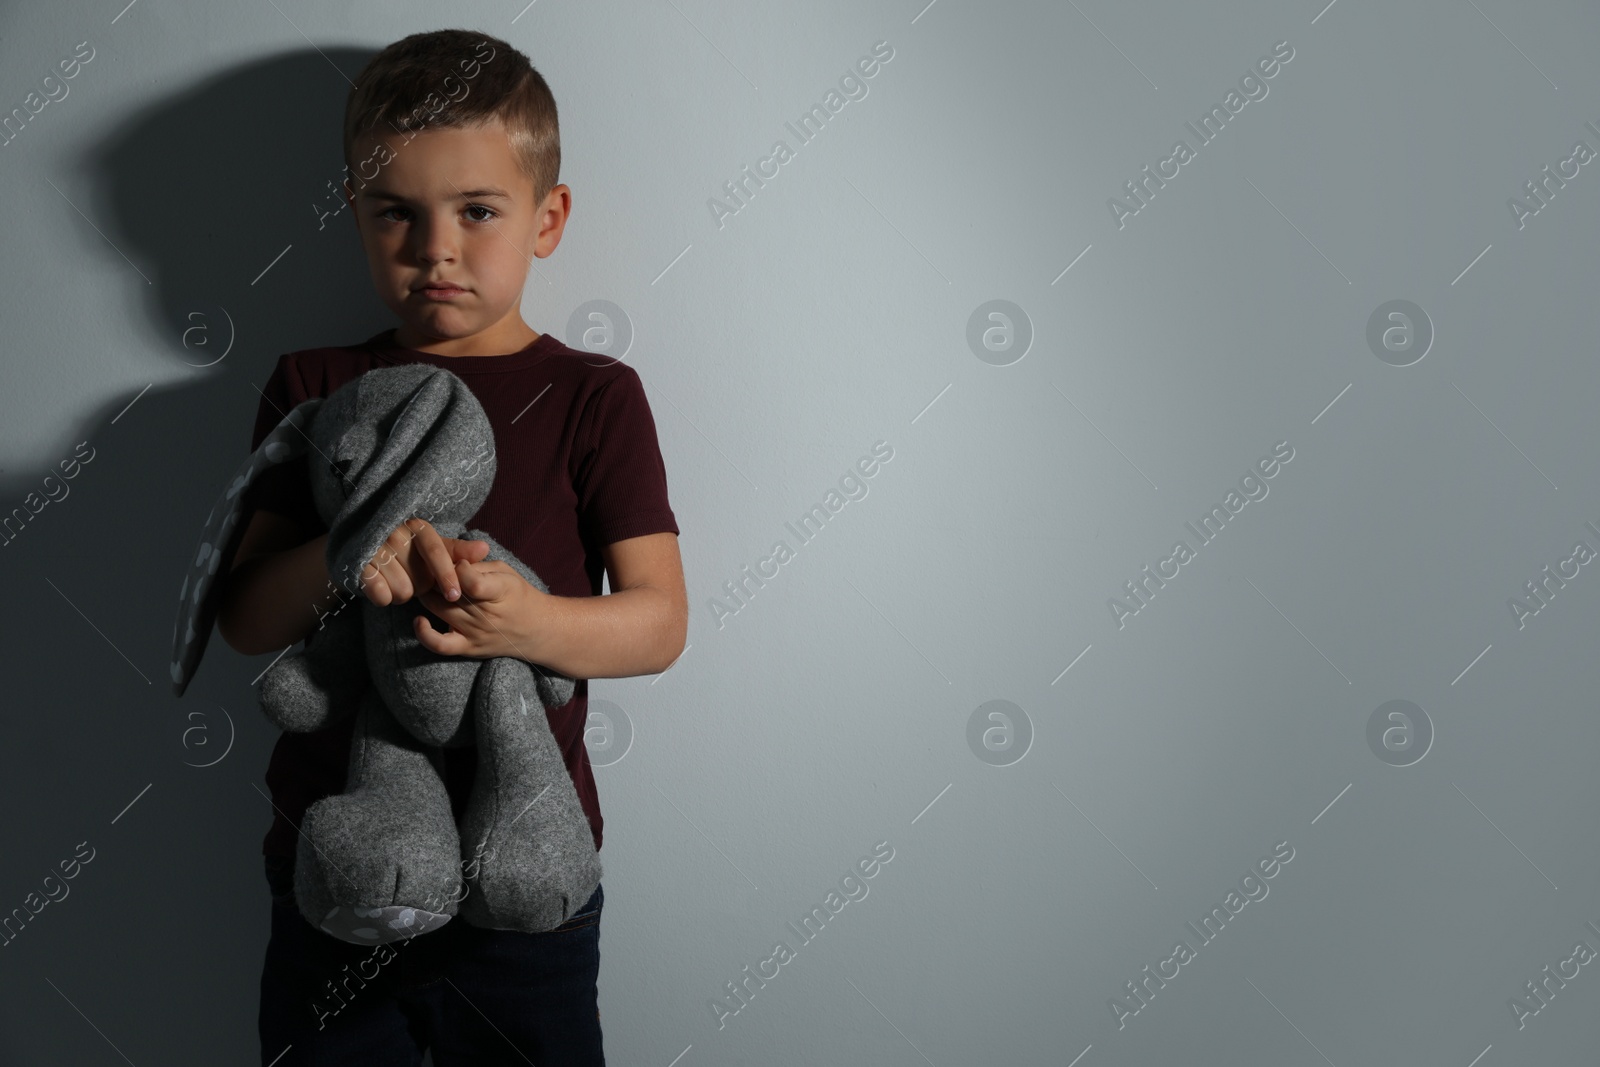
[306,363,498,604]
[170,363,498,698]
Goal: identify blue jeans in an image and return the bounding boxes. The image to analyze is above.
[259,855,605,1065]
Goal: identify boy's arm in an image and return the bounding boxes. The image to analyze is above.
[505,531,687,680]
[218,510,492,657]
[217,353,342,656]
[216,510,341,657]
[491,365,684,680]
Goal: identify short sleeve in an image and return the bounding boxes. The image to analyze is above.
[240,354,322,534]
[572,368,679,546]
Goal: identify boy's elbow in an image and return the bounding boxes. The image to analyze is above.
[657,596,688,671]
[654,642,685,674]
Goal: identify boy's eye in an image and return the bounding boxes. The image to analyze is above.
[375,204,497,223]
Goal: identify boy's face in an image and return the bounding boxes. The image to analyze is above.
[343,119,569,356]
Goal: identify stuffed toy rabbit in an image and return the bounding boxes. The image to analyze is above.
[168,363,601,945]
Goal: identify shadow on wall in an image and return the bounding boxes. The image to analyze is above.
[0,47,396,1063]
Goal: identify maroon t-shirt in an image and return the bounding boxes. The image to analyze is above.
[241,327,678,859]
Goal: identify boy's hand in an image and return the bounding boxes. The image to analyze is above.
[414,560,550,663]
[359,518,490,607]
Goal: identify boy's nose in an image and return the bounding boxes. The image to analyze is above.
[415,242,456,264]
[411,221,459,263]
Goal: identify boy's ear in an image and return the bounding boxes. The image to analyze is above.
[169,396,326,698]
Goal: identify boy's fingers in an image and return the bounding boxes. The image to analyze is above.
[413,525,461,600]
[446,537,490,563]
[361,524,485,608]
[456,559,502,598]
[417,589,457,624]
[369,535,413,603]
[370,566,404,605]
[415,613,463,655]
[414,614,440,650]
[384,551,418,602]
[357,559,388,605]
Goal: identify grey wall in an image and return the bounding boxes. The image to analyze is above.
[1,0,1597,1063]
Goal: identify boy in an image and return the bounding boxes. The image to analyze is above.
[217,28,686,1065]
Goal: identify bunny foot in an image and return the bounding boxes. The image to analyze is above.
[295,690,465,945]
[457,658,602,933]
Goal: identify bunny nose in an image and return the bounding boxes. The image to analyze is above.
[330,457,355,482]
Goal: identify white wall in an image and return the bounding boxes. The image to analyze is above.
[4,1,1600,1064]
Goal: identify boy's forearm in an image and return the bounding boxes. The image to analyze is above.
[217,534,344,657]
[518,586,686,680]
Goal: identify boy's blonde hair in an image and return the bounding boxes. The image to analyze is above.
[343,28,560,208]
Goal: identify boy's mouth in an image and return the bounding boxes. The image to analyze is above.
[415,281,468,300]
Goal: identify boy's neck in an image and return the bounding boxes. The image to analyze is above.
[393,320,542,358]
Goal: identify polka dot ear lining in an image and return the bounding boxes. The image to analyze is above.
[169,396,326,699]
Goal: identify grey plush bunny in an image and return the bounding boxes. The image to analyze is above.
[169,363,601,945]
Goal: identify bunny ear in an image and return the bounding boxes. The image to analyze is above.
[169,396,326,698]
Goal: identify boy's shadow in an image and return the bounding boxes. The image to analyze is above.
[0,47,408,1061]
